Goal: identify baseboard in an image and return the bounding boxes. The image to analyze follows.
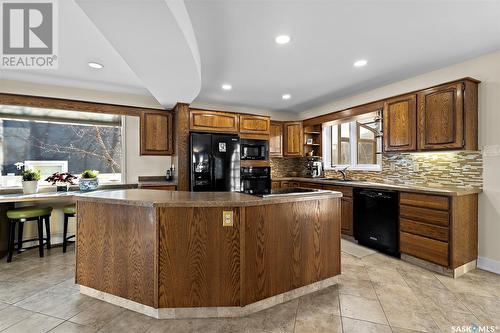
[477,256,500,275]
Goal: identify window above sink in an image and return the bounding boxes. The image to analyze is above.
[322,111,383,172]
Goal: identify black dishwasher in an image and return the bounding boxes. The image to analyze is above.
[353,188,400,257]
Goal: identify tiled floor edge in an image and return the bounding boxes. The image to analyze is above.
[79,275,339,319]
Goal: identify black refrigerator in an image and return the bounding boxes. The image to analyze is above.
[190,132,240,192]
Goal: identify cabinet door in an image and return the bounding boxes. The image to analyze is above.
[283,122,303,156]
[140,111,173,155]
[383,94,417,152]
[239,115,270,135]
[189,109,239,133]
[269,121,283,157]
[341,197,353,236]
[417,82,464,150]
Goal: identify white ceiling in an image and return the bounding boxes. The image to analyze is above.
[1,1,500,113]
[186,0,500,113]
[0,0,149,96]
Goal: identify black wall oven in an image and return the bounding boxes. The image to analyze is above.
[240,167,271,195]
[240,139,268,160]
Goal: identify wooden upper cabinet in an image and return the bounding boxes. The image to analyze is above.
[417,82,465,150]
[189,109,239,133]
[383,94,417,152]
[239,115,270,135]
[283,122,303,156]
[140,111,174,155]
[269,121,283,157]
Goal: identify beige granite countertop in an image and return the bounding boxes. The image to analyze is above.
[76,189,343,207]
[273,177,481,197]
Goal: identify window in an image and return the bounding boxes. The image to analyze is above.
[0,105,123,187]
[323,112,382,171]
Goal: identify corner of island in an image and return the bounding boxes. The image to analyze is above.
[75,189,343,319]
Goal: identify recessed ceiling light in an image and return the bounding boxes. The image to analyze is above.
[353,59,368,67]
[275,35,291,45]
[222,84,232,91]
[88,62,103,69]
[282,94,291,100]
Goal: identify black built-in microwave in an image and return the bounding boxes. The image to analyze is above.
[240,139,269,160]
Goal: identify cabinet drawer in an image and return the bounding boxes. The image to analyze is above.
[281,181,300,188]
[400,232,449,267]
[299,182,324,189]
[323,185,353,198]
[400,219,448,242]
[400,205,449,227]
[400,192,449,211]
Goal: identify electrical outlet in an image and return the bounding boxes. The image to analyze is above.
[222,211,233,227]
[413,162,419,172]
[390,163,396,171]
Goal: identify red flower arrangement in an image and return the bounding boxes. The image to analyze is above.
[45,172,78,185]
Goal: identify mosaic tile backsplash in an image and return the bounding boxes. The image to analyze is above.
[270,151,483,189]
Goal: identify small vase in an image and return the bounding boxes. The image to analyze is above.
[22,181,39,195]
[79,178,99,192]
[56,183,69,192]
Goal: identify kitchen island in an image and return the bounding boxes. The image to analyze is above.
[75,189,342,318]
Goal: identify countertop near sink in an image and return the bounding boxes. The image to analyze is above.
[273,177,481,197]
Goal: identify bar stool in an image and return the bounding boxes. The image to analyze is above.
[63,204,76,253]
[6,206,53,263]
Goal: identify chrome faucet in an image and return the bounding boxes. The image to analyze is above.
[337,166,349,181]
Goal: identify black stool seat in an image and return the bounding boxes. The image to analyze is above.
[6,206,53,263]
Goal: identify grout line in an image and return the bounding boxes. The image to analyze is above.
[292,296,300,333]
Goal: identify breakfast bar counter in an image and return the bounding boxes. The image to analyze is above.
[75,189,342,318]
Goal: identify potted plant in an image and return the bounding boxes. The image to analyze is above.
[45,172,77,192]
[79,170,99,192]
[21,169,41,194]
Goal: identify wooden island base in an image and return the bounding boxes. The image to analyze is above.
[75,189,342,318]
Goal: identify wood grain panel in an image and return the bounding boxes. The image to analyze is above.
[244,199,341,305]
[450,194,478,268]
[189,109,239,133]
[400,231,449,267]
[283,122,303,156]
[140,111,173,155]
[383,94,416,152]
[417,82,464,150]
[158,207,240,307]
[240,160,270,168]
[303,100,384,126]
[239,115,270,134]
[341,197,353,236]
[271,181,281,189]
[174,103,190,191]
[400,218,449,242]
[0,92,157,116]
[400,192,449,211]
[270,121,283,157]
[400,205,449,227]
[299,182,324,189]
[76,201,157,307]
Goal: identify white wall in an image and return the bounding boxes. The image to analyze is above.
[0,80,172,183]
[300,50,500,272]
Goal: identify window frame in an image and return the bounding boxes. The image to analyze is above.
[323,118,382,172]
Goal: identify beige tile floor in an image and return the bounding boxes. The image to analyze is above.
[0,243,499,333]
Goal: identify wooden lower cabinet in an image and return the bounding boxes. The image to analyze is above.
[299,182,323,189]
[340,197,353,236]
[281,181,300,188]
[399,192,478,269]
